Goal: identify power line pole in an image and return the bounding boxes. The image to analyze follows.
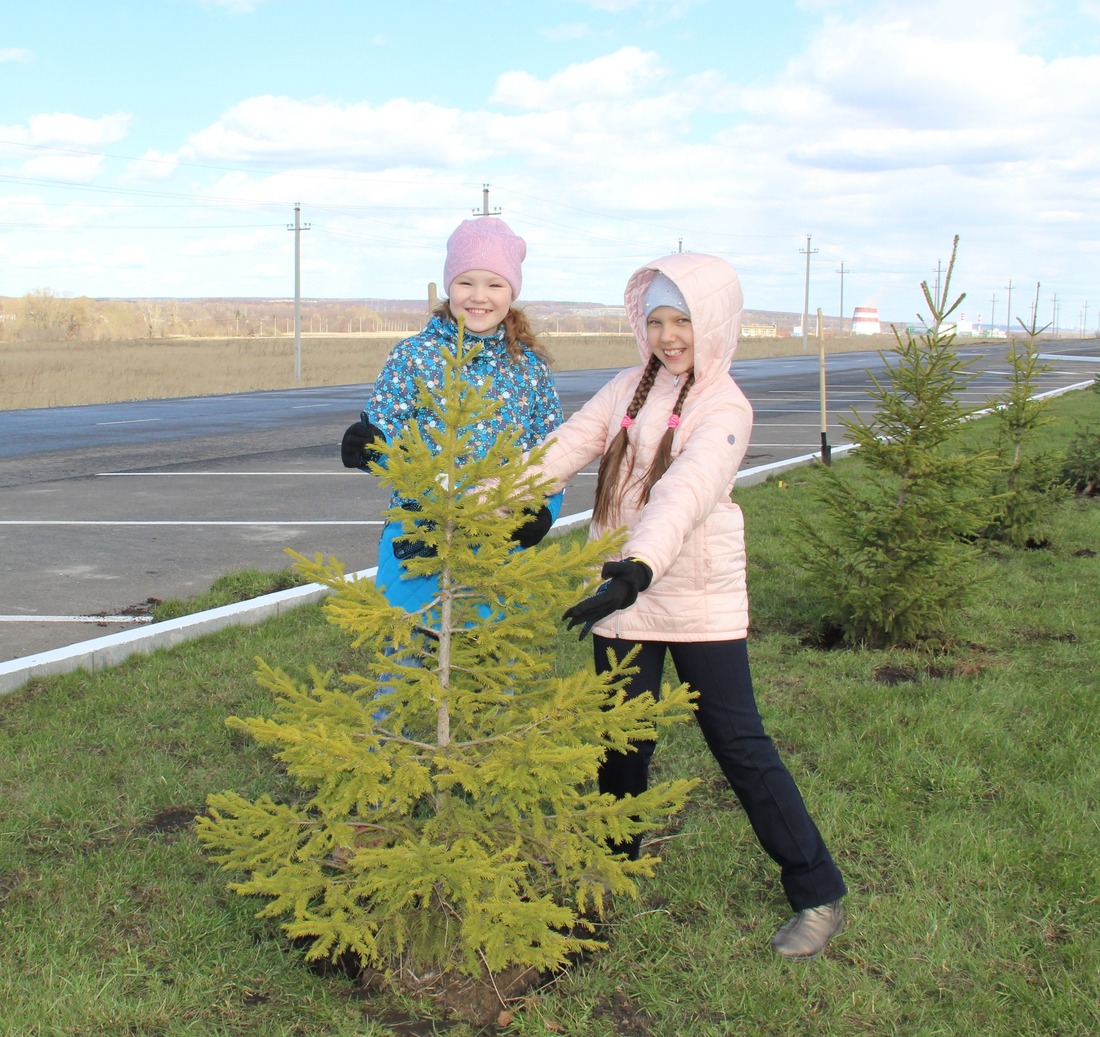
[800,234,817,353]
[836,261,848,335]
[1083,300,1089,336]
[287,203,310,380]
[473,183,501,217]
[1005,279,1014,336]
[990,292,997,335]
[1030,281,1041,331]
[817,306,831,466]
[1052,292,1058,336]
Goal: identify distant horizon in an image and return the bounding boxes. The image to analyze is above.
[0,291,902,325]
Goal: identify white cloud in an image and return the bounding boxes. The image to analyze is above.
[0,113,131,182]
[574,0,643,11]
[491,47,664,108]
[196,0,273,14]
[0,48,34,62]
[26,112,132,149]
[182,230,272,256]
[97,242,151,269]
[181,96,466,168]
[120,150,181,183]
[21,154,106,182]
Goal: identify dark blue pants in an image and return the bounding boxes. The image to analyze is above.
[594,635,846,911]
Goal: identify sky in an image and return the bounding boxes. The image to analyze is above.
[2,0,1099,327]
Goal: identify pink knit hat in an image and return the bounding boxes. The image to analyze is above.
[443,217,526,299]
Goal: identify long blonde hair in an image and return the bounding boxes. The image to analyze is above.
[592,354,695,526]
[435,302,553,365]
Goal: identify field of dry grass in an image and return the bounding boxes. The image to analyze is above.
[0,331,890,410]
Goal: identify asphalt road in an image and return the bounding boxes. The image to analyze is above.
[2,341,1097,663]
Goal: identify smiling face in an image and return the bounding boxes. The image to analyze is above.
[646,305,694,376]
[447,269,514,334]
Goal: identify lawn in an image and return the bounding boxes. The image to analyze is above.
[1,389,1097,1036]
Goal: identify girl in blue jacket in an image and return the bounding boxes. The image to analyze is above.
[342,216,564,615]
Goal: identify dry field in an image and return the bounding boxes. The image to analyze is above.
[0,331,890,410]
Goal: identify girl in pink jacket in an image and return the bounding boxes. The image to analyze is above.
[534,252,847,959]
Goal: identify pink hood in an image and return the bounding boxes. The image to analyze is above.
[624,251,744,387]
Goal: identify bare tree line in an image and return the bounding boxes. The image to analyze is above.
[0,289,641,343]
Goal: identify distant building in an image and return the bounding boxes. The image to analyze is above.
[852,307,881,335]
[742,323,778,338]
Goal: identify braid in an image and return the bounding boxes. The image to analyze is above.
[592,355,662,526]
[503,308,553,365]
[640,370,694,504]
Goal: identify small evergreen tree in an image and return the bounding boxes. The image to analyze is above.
[795,236,998,646]
[197,329,697,996]
[982,318,1067,547]
[1062,426,1100,496]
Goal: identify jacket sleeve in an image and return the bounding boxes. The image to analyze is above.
[522,354,566,448]
[624,391,753,581]
[529,373,629,491]
[366,338,437,444]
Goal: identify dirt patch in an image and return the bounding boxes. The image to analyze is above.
[357,961,546,1031]
[593,988,657,1036]
[873,663,920,686]
[134,806,198,835]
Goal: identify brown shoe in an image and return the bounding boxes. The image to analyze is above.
[770,900,845,959]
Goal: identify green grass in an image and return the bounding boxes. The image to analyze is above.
[150,568,309,622]
[2,391,1098,1036]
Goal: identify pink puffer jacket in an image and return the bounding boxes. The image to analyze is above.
[535,252,754,641]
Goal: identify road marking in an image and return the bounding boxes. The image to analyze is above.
[96,471,348,477]
[0,615,153,624]
[0,520,383,526]
[95,418,161,426]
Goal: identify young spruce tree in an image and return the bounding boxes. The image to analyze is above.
[796,236,997,647]
[197,328,697,992]
[982,313,1067,547]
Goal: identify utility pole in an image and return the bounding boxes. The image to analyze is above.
[473,183,501,217]
[1005,279,1014,336]
[1083,300,1089,336]
[990,293,996,335]
[934,259,942,308]
[1052,293,1058,336]
[817,307,831,465]
[678,238,683,253]
[800,234,817,353]
[287,203,310,380]
[836,262,848,336]
[1030,281,1041,331]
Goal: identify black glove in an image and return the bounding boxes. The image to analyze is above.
[391,498,437,561]
[510,504,553,549]
[392,530,437,561]
[341,417,385,469]
[563,559,653,638]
